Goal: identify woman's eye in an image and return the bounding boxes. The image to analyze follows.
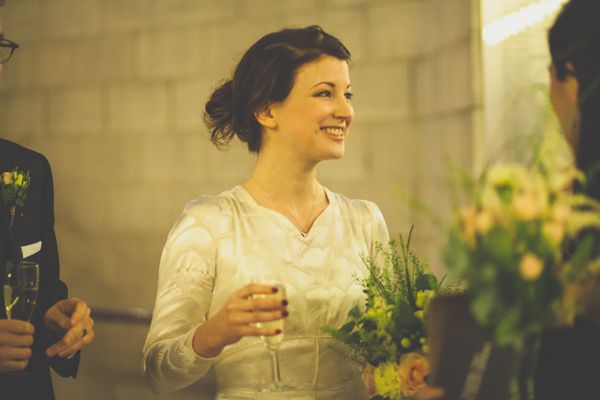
[345,92,353,101]
[315,90,332,98]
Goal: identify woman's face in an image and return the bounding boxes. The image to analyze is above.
[266,55,354,162]
[549,63,580,149]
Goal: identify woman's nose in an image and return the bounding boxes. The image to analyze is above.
[334,96,353,120]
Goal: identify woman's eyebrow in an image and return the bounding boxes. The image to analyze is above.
[310,82,352,89]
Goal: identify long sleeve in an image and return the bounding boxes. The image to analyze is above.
[37,156,66,312]
[142,196,221,395]
[37,156,80,377]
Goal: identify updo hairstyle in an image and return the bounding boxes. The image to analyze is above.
[203,25,351,153]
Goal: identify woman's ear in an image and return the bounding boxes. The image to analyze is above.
[255,105,277,129]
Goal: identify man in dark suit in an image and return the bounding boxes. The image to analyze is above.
[0,7,95,399]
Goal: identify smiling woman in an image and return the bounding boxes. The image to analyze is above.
[142,26,390,399]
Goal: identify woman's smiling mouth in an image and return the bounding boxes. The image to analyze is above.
[320,126,345,136]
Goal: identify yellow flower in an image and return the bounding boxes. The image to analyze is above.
[475,209,495,234]
[513,192,542,220]
[2,172,12,185]
[486,164,518,188]
[416,291,428,309]
[374,362,401,399]
[398,352,429,397]
[15,173,23,186]
[519,253,544,281]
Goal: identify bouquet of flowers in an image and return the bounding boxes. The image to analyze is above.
[1,166,30,227]
[323,228,457,399]
[443,158,600,350]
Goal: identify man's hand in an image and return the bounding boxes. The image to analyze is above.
[43,298,94,358]
[0,319,34,372]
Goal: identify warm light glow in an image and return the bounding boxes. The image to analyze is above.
[482,0,568,46]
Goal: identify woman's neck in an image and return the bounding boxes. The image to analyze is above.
[248,152,319,206]
[242,146,330,236]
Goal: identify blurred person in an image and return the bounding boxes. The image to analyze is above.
[142,26,389,399]
[534,0,600,398]
[420,2,600,399]
[0,3,95,399]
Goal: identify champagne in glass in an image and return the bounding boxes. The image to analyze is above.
[251,275,290,392]
[254,283,286,348]
[4,261,39,375]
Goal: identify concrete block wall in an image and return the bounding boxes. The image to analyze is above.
[0,1,480,398]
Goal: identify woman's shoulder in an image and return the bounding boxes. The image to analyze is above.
[327,188,382,215]
[166,188,243,241]
[327,189,389,243]
[182,186,243,215]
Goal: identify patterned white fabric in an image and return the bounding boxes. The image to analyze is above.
[142,185,389,399]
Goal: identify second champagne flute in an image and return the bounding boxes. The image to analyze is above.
[4,260,39,375]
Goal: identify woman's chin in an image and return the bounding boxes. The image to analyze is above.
[324,149,345,161]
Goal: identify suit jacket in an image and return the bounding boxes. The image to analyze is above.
[0,139,79,400]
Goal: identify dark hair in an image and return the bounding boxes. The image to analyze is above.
[550,0,600,199]
[203,25,351,153]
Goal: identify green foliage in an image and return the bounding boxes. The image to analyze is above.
[323,227,458,366]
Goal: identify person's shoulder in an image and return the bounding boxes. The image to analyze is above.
[328,189,381,214]
[181,187,240,217]
[0,139,50,167]
[0,138,45,158]
[182,194,221,217]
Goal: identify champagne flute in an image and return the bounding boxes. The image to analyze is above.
[4,261,39,375]
[251,274,290,392]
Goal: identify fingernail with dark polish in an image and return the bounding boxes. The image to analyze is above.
[282,311,289,317]
[272,287,278,293]
[275,329,282,334]
[282,300,288,306]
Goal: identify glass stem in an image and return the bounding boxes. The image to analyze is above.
[269,349,282,388]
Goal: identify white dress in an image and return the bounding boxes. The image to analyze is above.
[142,185,389,399]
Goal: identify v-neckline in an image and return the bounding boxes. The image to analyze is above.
[234,184,332,238]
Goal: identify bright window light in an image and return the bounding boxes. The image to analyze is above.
[482,0,568,46]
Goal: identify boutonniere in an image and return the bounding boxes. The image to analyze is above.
[1,167,30,227]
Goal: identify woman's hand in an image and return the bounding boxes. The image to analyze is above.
[44,298,95,358]
[0,319,34,372]
[193,283,288,358]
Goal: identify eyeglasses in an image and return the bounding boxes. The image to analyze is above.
[0,35,19,64]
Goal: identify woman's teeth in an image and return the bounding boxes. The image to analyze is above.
[321,127,344,136]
